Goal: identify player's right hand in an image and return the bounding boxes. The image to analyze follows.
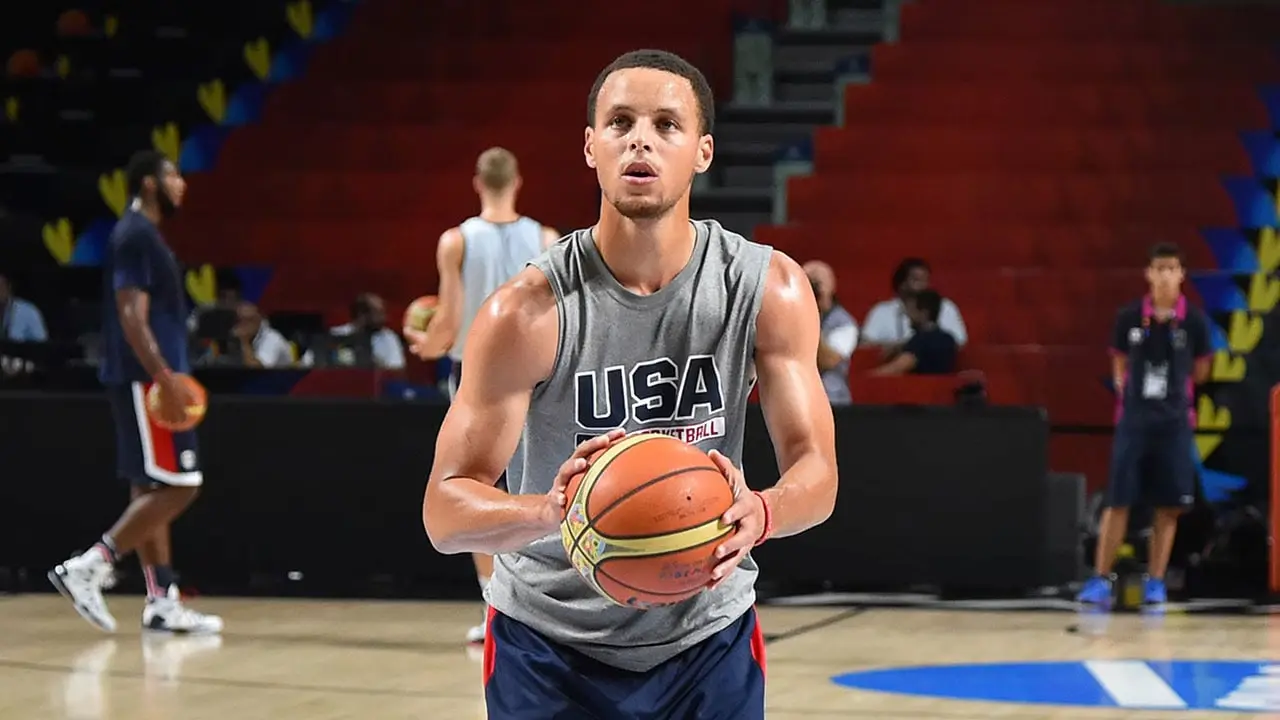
[404,328,432,360]
[543,429,626,526]
[157,374,195,427]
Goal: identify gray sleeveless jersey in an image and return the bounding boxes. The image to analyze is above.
[485,218,774,672]
[450,215,546,362]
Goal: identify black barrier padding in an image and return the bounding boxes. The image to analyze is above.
[746,405,1055,593]
[0,394,1059,598]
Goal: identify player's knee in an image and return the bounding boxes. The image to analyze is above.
[157,483,200,509]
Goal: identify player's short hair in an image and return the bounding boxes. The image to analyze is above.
[125,150,169,197]
[1148,242,1184,265]
[476,147,519,192]
[587,49,715,136]
[913,289,943,322]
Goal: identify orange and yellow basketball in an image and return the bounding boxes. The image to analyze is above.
[403,295,438,333]
[145,374,208,431]
[560,433,735,609]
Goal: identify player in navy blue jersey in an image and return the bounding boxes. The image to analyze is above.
[49,150,223,634]
[1078,242,1212,609]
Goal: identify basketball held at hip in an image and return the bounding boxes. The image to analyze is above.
[403,295,438,333]
[146,374,208,431]
[560,433,736,609]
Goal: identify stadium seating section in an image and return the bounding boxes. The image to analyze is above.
[3,0,1278,493]
[756,0,1280,490]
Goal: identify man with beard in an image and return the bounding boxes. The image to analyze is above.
[423,50,838,719]
[328,293,405,370]
[49,150,223,635]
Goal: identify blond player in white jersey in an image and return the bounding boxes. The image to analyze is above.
[404,147,558,643]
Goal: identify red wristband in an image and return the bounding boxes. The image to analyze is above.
[751,490,773,547]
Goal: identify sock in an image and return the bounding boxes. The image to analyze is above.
[144,565,175,600]
[90,535,118,565]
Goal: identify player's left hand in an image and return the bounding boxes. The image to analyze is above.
[706,450,767,589]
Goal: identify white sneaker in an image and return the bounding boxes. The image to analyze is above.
[142,585,224,634]
[49,551,118,633]
[466,623,486,644]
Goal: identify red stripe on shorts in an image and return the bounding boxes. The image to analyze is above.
[483,605,497,686]
[750,607,767,677]
[142,382,179,473]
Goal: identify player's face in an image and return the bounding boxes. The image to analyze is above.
[1146,256,1184,294]
[150,161,186,218]
[585,68,713,220]
[161,163,186,206]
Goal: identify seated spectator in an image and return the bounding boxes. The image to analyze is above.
[231,301,294,368]
[188,286,242,333]
[862,258,967,350]
[803,260,857,405]
[0,273,48,342]
[303,293,405,370]
[872,290,958,376]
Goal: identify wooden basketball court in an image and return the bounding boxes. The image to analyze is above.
[0,593,1276,719]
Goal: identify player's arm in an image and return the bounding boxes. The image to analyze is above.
[870,350,916,376]
[1109,307,1130,393]
[113,236,171,381]
[753,252,840,538]
[423,268,559,554]
[540,225,561,250]
[406,228,464,359]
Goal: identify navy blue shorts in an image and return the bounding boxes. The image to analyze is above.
[105,381,203,488]
[1105,421,1194,509]
[483,608,766,720]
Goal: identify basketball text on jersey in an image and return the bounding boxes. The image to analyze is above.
[574,355,725,445]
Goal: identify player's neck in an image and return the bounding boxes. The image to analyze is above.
[1150,291,1181,311]
[479,197,519,224]
[137,201,164,226]
[594,210,695,295]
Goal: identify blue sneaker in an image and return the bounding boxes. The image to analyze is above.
[1076,575,1114,608]
[1143,577,1167,606]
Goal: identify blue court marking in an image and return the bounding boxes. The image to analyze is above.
[832,660,1280,713]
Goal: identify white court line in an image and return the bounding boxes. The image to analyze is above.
[1084,660,1188,709]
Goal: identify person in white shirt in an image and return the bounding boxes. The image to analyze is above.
[803,260,857,404]
[861,257,967,350]
[231,302,294,368]
[301,293,406,370]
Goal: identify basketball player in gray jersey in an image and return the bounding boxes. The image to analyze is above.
[423,50,838,719]
[405,147,558,644]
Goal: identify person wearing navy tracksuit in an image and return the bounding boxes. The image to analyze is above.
[1078,243,1212,609]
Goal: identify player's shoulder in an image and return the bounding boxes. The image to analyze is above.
[438,224,465,246]
[111,211,158,247]
[1183,299,1210,324]
[761,245,807,293]
[1115,299,1143,322]
[696,218,770,257]
[485,266,557,324]
[757,247,817,330]
[466,266,558,362]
